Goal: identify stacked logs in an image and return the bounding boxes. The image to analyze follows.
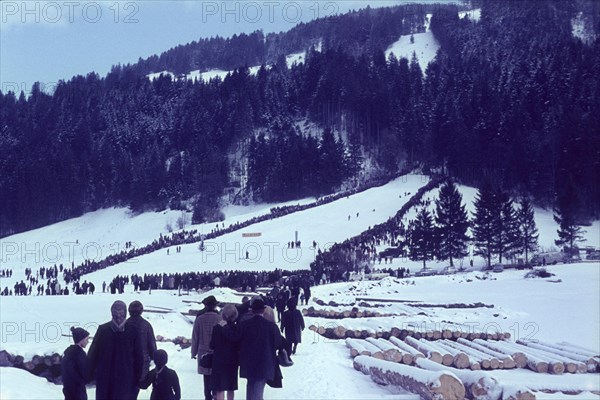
[345,336,598,375]
[302,306,395,319]
[517,339,599,373]
[309,322,512,342]
[0,350,62,384]
[156,335,192,349]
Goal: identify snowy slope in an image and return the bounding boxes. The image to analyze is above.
[1,263,598,399]
[385,31,440,72]
[79,175,431,284]
[0,198,317,275]
[1,175,599,399]
[146,49,309,83]
[385,13,440,72]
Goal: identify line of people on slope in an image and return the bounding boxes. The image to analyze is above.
[192,294,305,400]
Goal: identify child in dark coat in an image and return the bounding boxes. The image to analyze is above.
[280,297,305,356]
[139,349,181,400]
[61,327,90,400]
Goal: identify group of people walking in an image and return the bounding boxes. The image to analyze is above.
[61,293,305,400]
[192,294,305,400]
[61,300,180,400]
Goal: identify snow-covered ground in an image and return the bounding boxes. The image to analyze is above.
[146,49,308,83]
[1,263,598,399]
[1,176,599,399]
[385,13,440,72]
[459,8,481,22]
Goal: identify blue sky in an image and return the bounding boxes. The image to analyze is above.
[0,1,457,95]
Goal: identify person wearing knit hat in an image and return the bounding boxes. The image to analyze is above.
[126,300,157,396]
[87,300,143,400]
[61,327,90,400]
[139,349,181,400]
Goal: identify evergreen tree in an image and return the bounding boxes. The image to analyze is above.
[472,185,495,268]
[434,181,470,267]
[493,190,519,264]
[554,204,586,256]
[516,197,539,265]
[408,207,436,269]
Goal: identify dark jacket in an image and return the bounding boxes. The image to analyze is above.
[125,314,157,378]
[210,322,239,367]
[238,315,283,380]
[61,344,87,400]
[87,321,143,400]
[139,366,181,400]
[280,308,305,344]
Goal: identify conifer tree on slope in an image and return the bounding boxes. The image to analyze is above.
[516,197,539,265]
[434,181,470,267]
[493,190,519,264]
[408,207,436,269]
[472,185,495,268]
[554,200,585,257]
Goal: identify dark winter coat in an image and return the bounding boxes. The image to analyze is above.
[210,322,239,366]
[210,322,240,391]
[139,366,181,400]
[61,344,88,400]
[191,310,222,375]
[125,315,157,379]
[87,321,143,400]
[238,315,283,381]
[281,308,305,344]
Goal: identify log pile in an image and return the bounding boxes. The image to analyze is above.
[353,355,466,400]
[302,306,395,319]
[0,350,62,384]
[517,339,598,373]
[156,335,192,349]
[308,321,511,342]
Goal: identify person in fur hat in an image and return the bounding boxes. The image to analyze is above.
[61,327,90,400]
[139,349,181,400]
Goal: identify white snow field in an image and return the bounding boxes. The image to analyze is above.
[1,175,599,399]
[146,50,307,83]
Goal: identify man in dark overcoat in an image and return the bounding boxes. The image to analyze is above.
[238,297,284,400]
[87,300,143,400]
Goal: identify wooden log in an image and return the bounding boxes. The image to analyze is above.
[474,340,528,369]
[518,340,594,373]
[0,350,14,367]
[421,339,454,366]
[365,338,402,363]
[500,341,566,374]
[443,340,495,370]
[345,338,371,357]
[334,325,346,338]
[435,341,472,369]
[457,338,516,369]
[502,385,537,400]
[353,356,465,400]
[511,341,579,374]
[355,340,384,360]
[489,341,552,374]
[388,337,426,362]
[390,327,402,338]
[556,341,600,358]
[415,357,502,400]
[405,337,443,364]
[51,353,61,365]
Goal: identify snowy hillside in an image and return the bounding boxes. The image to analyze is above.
[1,175,599,399]
[146,50,307,82]
[1,263,598,399]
